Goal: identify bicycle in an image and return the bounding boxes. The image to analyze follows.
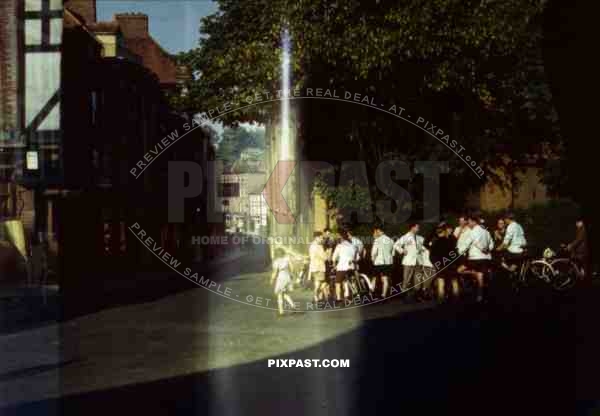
[520,248,581,291]
[293,255,312,290]
[325,264,372,302]
[348,268,373,297]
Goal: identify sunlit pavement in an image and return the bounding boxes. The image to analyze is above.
[0,254,409,408]
[0,254,598,415]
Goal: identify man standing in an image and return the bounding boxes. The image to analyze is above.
[347,228,365,262]
[430,223,460,302]
[501,213,527,253]
[322,228,335,253]
[499,212,527,271]
[453,215,468,240]
[395,223,425,299]
[371,224,394,298]
[460,215,494,302]
[454,215,472,267]
[309,231,329,303]
[347,228,366,294]
[567,217,590,283]
[332,230,357,304]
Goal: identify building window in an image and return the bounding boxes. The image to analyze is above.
[25,0,42,11]
[219,182,240,197]
[49,18,62,45]
[25,19,42,46]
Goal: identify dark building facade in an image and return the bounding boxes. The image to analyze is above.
[1,0,215,291]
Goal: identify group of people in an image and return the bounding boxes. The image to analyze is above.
[434,212,527,303]
[269,212,589,315]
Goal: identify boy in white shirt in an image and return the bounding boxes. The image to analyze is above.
[309,232,329,303]
[498,212,527,272]
[332,230,358,303]
[459,215,494,302]
[347,228,367,295]
[500,213,527,254]
[455,215,472,264]
[394,223,425,298]
[371,224,394,298]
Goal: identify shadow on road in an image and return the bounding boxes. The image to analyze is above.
[4,283,599,416]
[59,242,271,322]
[0,287,60,335]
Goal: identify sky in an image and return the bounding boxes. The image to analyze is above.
[97,0,219,54]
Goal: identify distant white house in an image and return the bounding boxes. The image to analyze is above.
[218,164,267,234]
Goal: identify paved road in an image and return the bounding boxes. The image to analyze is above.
[1,251,599,416]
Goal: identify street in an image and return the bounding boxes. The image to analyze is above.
[0,0,596,414]
[1,250,598,416]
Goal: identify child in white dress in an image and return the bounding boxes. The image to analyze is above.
[271,248,297,316]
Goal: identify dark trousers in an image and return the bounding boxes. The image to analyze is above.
[402,266,418,291]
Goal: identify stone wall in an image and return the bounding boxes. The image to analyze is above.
[468,165,550,212]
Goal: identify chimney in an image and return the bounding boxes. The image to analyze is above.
[176,65,192,83]
[64,0,97,24]
[114,13,149,38]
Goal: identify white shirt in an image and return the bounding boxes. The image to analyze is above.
[460,225,494,260]
[503,222,527,254]
[332,240,357,271]
[272,256,291,278]
[309,240,327,273]
[455,226,472,255]
[371,233,394,266]
[421,247,434,268]
[394,231,425,266]
[453,226,463,239]
[350,236,364,261]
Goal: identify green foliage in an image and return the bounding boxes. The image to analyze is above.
[178,0,564,218]
[182,0,554,122]
[313,176,370,210]
[216,126,265,164]
[542,157,570,198]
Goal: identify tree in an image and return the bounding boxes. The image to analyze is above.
[215,125,265,164]
[179,0,563,218]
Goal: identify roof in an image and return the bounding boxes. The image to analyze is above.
[63,0,97,25]
[121,37,178,86]
[231,159,266,174]
[88,21,120,34]
[63,8,102,44]
[74,10,178,87]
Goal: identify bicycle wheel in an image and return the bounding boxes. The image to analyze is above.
[528,260,553,285]
[360,273,376,293]
[549,259,577,291]
[348,276,360,298]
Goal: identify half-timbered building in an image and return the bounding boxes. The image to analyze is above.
[1,0,215,294]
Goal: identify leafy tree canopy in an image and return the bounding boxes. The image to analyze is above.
[174,0,564,213]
